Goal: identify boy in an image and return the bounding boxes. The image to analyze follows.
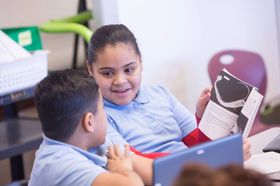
[29,69,144,186]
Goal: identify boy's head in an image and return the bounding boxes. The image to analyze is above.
[34,69,106,145]
[86,24,143,106]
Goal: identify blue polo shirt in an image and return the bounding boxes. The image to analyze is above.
[104,85,197,153]
[29,135,110,186]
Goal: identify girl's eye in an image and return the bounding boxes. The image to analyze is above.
[125,67,135,74]
[101,71,114,77]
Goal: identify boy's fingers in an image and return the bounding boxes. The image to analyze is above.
[114,144,122,156]
[124,144,130,156]
[108,144,132,158]
[107,145,116,159]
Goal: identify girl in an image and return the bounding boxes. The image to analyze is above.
[86,24,251,160]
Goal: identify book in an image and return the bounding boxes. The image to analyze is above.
[198,69,263,139]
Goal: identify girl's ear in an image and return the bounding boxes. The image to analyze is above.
[138,56,143,72]
[83,112,95,133]
[140,61,143,72]
[86,61,94,77]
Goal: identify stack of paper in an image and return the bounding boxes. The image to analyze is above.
[244,152,280,174]
[0,30,31,64]
[0,30,48,97]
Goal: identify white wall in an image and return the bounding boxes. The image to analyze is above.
[1,0,279,111]
[92,0,280,113]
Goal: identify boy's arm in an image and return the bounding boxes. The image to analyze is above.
[93,171,143,186]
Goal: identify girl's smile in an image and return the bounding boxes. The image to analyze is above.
[88,42,142,106]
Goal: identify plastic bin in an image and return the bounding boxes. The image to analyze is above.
[0,51,48,96]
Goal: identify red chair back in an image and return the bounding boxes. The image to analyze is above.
[208,50,267,96]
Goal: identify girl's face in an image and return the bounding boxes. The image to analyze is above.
[88,43,142,105]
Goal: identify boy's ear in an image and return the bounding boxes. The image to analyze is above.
[86,61,94,76]
[83,112,95,133]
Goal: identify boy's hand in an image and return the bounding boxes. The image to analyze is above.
[196,86,212,119]
[243,139,251,161]
[106,144,134,173]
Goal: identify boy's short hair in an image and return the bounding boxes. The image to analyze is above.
[34,69,99,142]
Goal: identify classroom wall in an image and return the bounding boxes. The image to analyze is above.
[92,0,280,113]
[1,0,279,113]
[1,0,280,184]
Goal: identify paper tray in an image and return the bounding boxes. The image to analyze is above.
[0,50,48,96]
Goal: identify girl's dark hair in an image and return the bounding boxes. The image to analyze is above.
[87,24,141,64]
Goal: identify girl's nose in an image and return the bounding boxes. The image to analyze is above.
[113,73,127,85]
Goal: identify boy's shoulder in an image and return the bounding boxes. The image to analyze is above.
[30,138,107,186]
[37,137,107,164]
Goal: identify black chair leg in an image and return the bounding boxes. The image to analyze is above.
[10,155,25,181]
[72,0,89,69]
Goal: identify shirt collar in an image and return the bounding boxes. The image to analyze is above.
[135,88,149,104]
[42,134,107,167]
[103,88,149,108]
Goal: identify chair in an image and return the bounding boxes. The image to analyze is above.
[207,49,279,136]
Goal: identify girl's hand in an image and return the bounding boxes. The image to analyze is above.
[196,86,212,119]
[243,139,251,161]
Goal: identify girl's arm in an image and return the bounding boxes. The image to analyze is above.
[182,113,210,147]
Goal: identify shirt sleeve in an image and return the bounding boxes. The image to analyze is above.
[58,155,107,186]
[182,113,211,146]
[29,150,107,186]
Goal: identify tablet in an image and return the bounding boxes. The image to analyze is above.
[153,134,243,186]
